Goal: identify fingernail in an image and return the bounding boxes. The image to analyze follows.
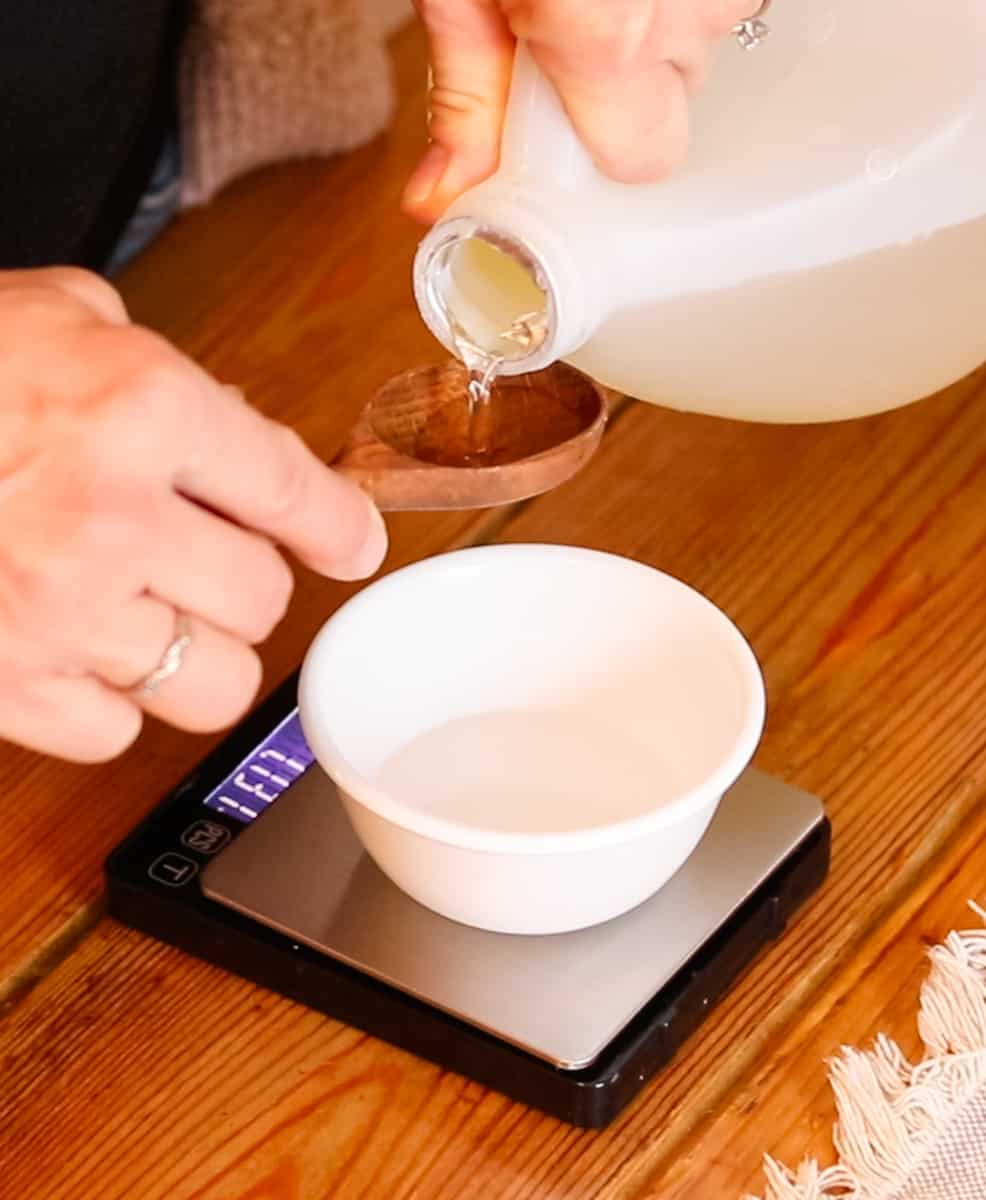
[345,502,389,580]
[402,143,451,215]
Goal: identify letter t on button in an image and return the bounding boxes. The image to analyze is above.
[148,853,199,887]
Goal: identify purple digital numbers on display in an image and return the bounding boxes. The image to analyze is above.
[202,710,315,822]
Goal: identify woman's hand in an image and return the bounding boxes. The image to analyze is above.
[0,267,387,761]
[404,0,754,222]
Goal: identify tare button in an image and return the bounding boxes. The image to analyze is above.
[181,819,231,855]
[148,853,199,887]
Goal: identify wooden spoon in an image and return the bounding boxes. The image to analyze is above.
[332,360,609,511]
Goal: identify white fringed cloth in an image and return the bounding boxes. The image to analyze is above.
[747,906,986,1200]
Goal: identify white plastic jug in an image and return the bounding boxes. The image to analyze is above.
[412,0,986,422]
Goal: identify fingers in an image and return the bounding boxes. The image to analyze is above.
[542,54,693,182]
[64,594,265,739]
[84,594,178,687]
[409,0,750,212]
[0,670,143,763]
[88,340,387,583]
[514,1,706,183]
[0,606,265,761]
[146,495,294,644]
[2,267,130,325]
[403,142,453,224]
[168,384,388,582]
[85,600,263,734]
[42,268,130,325]
[404,0,515,222]
[131,612,263,735]
[0,265,388,765]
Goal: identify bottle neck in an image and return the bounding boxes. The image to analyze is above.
[413,43,601,377]
[412,204,598,377]
[498,42,596,189]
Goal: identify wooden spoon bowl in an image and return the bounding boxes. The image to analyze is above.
[333,360,609,511]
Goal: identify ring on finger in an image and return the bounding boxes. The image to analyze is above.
[733,0,771,49]
[130,611,193,699]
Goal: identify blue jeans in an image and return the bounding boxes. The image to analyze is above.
[104,131,182,276]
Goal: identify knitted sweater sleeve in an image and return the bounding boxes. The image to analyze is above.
[179,0,413,208]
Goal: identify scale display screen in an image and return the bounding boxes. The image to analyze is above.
[202,710,314,822]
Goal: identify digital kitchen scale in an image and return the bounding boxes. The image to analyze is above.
[105,670,829,1128]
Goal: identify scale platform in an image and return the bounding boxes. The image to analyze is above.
[106,671,829,1127]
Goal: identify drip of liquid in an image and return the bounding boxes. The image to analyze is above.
[462,350,500,459]
[454,310,550,459]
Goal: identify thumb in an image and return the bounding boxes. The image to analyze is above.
[403,0,515,224]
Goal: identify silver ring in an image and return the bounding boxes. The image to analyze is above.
[733,0,771,49]
[132,613,193,698]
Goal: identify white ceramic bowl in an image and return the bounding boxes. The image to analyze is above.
[299,545,765,935]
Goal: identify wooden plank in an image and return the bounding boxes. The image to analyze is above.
[2,360,986,1197]
[0,23,504,1001]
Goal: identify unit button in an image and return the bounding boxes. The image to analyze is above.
[148,852,199,887]
[180,820,231,855]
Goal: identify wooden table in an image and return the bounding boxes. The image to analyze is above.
[3,24,986,1199]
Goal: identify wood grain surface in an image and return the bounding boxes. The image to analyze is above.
[652,796,986,1199]
[3,18,986,1200]
[3,361,986,1198]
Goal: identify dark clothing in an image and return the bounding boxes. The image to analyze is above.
[0,2,182,271]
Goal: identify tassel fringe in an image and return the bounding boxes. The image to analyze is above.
[744,904,986,1200]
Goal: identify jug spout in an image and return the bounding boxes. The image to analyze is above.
[413,205,602,378]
